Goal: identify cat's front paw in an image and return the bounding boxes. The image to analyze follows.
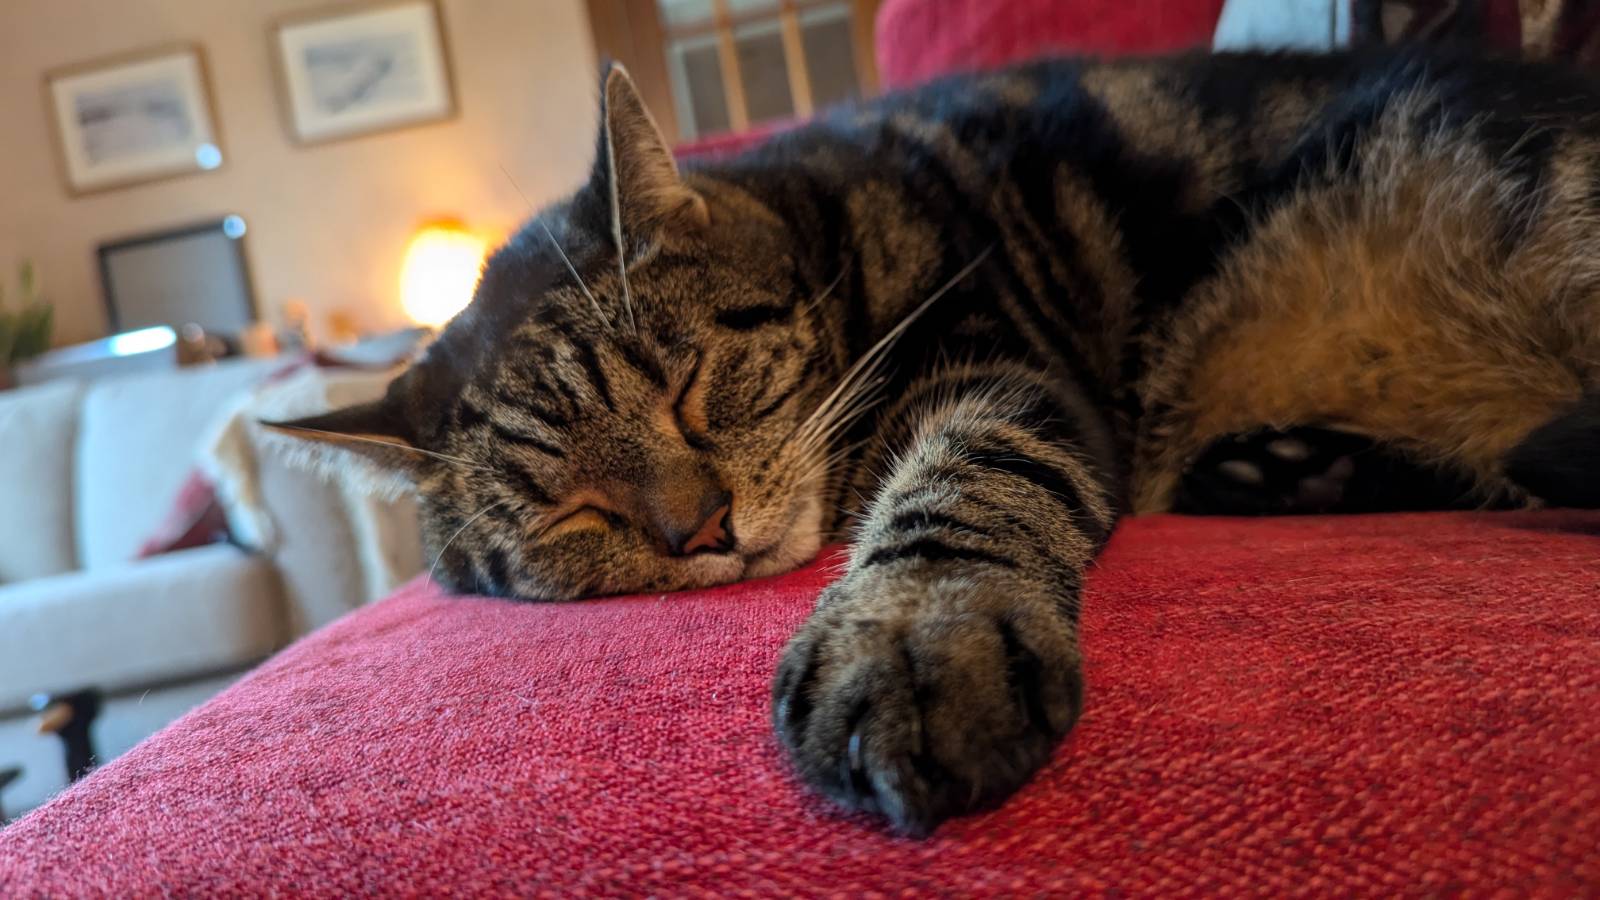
[771,573,1083,836]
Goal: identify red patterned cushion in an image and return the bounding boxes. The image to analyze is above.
[875,0,1227,89]
[4,512,1597,894]
[675,121,787,159]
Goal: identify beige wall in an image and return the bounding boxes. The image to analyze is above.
[0,0,599,346]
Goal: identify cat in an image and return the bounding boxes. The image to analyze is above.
[270,48,1600,836]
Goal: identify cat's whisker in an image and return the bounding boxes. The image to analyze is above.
[804,456,862,498]
[798,392,881,467]
[802,266,850,317]
[271,426,490,474]
[790,246,994,453]
[502,163,609,325]
[789,458,832,492]
[792,439,866,490]
[538,221,606,322]
[792,357,878,450]
[829,377,887,431]
[426,499,512,586]
[795,370,887,462]
[794,363,884,456]
[498,163,537,213]
[796,374,883,454]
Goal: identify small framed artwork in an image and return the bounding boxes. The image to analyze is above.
[272,0,456,145]
[44,45,224,195]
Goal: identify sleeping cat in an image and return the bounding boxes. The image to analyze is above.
[271,49,1600,835]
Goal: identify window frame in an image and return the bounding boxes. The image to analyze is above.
[585,0,882,143]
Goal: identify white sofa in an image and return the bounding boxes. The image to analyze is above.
[0,359,421,814]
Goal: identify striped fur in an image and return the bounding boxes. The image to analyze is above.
[272,50,1600,834]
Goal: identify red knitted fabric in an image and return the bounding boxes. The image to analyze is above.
[874,0,1227,90]
[2,512,1597,895]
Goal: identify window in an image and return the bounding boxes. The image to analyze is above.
[587,0,881,142]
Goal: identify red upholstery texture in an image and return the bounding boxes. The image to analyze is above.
[3,512,1597,895]
[875,0,1227,89]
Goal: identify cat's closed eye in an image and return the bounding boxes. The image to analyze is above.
[542,504,624,539]
[673,358,710,446]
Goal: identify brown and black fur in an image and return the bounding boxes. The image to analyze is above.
[272,47,1600,835]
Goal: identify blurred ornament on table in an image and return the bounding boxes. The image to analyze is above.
[280,299,314,353]
[325,309,362,347]
[239,320,281,358]
[176,323,231,365]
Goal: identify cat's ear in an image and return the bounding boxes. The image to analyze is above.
[260,395,429,495]
[592,62,709,234]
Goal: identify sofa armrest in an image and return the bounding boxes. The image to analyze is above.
[208,367,424,637]
[254,438,423,635]
[0,545,283,712]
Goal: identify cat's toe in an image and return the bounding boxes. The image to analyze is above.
[1266,436,1313,462]
[1293,453,1355,507]
[1217,459,1266,485]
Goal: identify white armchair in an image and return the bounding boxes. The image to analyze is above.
[0,360,421,815]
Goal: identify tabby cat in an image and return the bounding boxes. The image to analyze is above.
[272,49,1600,835]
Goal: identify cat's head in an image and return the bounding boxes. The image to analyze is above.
[268,65,845,600]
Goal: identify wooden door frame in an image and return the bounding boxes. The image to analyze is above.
[585,0,683,141]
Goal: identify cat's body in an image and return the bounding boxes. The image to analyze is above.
[275,48,1600,835]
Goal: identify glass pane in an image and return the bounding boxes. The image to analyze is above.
[671,37,730,139]
[727,0,778,13]
[802,3,861,110]
[657,0,712,29]
[734,19,793,123]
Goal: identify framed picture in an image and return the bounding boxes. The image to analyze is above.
[44,45,223,195]
[272,0,456,145]
[98,217,257,337]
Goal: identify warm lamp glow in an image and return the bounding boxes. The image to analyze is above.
[399,220,490,327]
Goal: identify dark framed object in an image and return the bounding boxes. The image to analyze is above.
[43,44,224,196]
[271,0,457,145]
[97,217,257,337]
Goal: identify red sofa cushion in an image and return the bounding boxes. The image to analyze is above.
[3,512,1597,894]
[875,0,1227,90]
[675,0,1225,156]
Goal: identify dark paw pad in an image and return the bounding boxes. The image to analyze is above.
[1175,427,1482,515]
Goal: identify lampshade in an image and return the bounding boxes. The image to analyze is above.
[399,219,489,328]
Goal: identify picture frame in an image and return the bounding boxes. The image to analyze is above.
[98,217,258,337]
[44,45,224,195]
[272,0,456,145]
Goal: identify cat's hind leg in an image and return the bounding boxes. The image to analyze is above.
[1133,126,1600,514]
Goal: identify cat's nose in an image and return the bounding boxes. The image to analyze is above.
[658,490,735,557]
